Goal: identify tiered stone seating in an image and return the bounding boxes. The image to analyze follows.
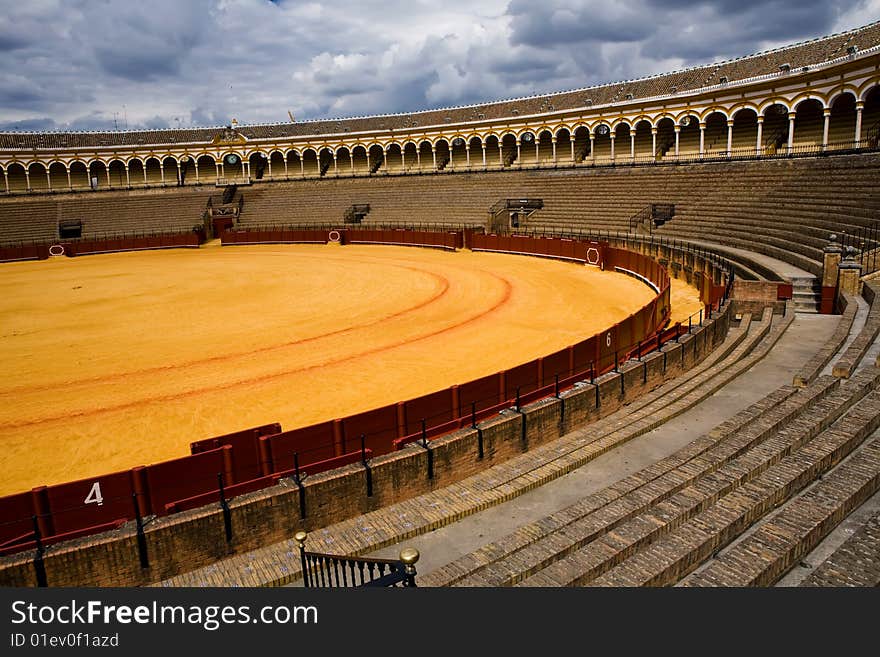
[680,437,880,586]
[505,368,880,586]
[799,508,880,586]
[0,200,57,244]
[585,374,880,586]
[6,153,872,277]
[0,188,212,244]
[832,282,880,378]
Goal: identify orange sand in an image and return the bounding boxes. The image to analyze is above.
[0,244,701,495]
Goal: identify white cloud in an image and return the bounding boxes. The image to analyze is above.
[0,0,874,131]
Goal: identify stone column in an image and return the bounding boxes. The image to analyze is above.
[160,162,165,185]
[432,147,437,170]
[46,168,52,190]
[674,125,680,158]
[651,128,657,159]
[4,168,10,193]
[822,234,843,289]
[699,123,705,156]
[481,144,486,166]
[66,166,71,190]
[855,101,864,147]
[837,246,862,296]
[756,116,764,154]
[125,166,130,188]
[822,109,830,150]
[570,138,575,162]
[590,134,595,164]
[787,113,796,153]
[552,137,557,163]
[610,132,615,162]
[630,133,635,162]
[726,120,734,156]
[465,145,470,167]
[516,139,521,165]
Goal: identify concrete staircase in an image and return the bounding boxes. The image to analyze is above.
[791,276,822,313]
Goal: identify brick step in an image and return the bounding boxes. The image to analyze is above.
[449,378,836,587]
[681,437,880,586]
[515,367,880,586]
[588,389,880,587]
[799,502,880,587]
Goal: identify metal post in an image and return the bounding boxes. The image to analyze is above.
[32,515,47,588]
[292,453,306,519]
[133,493,149,569]
[399,547,420,587]
[361,434,372,497]
[295,531,310,587]
[422,418,433,480]
[218,472,232,543]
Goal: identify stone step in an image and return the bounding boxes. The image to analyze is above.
[589,389,880,587]
[514,369,880,587]
[440,373,841,587]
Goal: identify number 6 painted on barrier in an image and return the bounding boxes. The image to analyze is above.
[84,482,104,506]
[606,332,612,347]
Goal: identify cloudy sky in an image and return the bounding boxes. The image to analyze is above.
[1,0,878,132]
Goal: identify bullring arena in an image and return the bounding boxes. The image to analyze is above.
[1,21,880,589]
[0,243,700,496]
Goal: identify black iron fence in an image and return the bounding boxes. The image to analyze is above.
[295,531,419,587]
[838,221,880,276]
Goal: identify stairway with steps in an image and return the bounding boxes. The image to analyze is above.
[791,276,822,313]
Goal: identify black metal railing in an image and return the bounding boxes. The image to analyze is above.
[295,531,419,587]
[839,220,880,276]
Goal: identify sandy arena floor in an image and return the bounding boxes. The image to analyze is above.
[0,244,703,495]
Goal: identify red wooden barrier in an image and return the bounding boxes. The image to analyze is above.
[0,232,679,552]
[145,447,234,515]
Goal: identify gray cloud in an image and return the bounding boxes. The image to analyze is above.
[0,0,876,131]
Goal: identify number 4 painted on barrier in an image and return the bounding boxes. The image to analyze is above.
[84,482,104,506]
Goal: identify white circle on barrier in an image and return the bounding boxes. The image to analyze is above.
[606,332,612,347]
[586,247,600,265]
[49,244,65,257]
[328,230,340,243]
